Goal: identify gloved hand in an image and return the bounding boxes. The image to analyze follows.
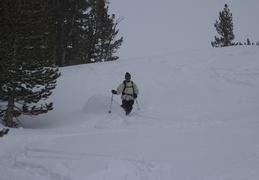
[111,90,117,94]
[133,94,138,99]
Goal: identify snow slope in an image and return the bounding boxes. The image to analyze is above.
[1,46,259,180]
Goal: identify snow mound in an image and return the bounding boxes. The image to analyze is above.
[82,94,121,114]
[79,94,133,129]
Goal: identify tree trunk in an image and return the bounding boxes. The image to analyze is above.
[60,4,77,66]
[6,38,18,127]
[61,48,66,67]
[6,90,14,127]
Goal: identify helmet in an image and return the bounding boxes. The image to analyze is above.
[125,72,131,79]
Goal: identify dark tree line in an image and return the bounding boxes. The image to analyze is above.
[1,0,122,127]
[212,4,258,48]
[47,0,123,66]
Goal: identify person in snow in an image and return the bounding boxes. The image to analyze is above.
[111,72,139,115]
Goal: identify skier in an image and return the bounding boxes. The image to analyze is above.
[111,72,139,115]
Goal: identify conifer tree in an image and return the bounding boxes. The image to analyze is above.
[211,4,235,47]
[46,0,123,65]
[47,0,91,66]
[0,0,61,127]
[86,0,123,62]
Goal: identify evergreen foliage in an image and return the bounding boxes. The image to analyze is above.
[246,38,251,45]
[47,0,91,66]
[211,4,235,47]
[234,39,259,46]
[0,128,9,137]
[0,0,122,127]
[87,0,123,62]
[0,0,61,127]
[47,0,123,66]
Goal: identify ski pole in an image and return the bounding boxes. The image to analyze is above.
[135,98,140,110]
[108,93,113,113]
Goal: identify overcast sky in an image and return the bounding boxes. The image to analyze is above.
[108,0,259,59]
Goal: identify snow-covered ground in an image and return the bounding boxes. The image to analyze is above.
[1,46,259,180]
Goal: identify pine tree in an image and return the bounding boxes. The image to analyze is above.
[104,15,124,62]
[0,0,61,127]
[46,0,123,65]
[47,0,91,66]
[86,0,123,62]
[211,4,235,47]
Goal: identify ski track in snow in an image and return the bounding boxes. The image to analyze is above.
[1,47,259,180]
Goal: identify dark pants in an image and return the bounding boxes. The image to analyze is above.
[122,100,134,113]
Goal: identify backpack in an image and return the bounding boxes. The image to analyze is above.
[122,80,135,95]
